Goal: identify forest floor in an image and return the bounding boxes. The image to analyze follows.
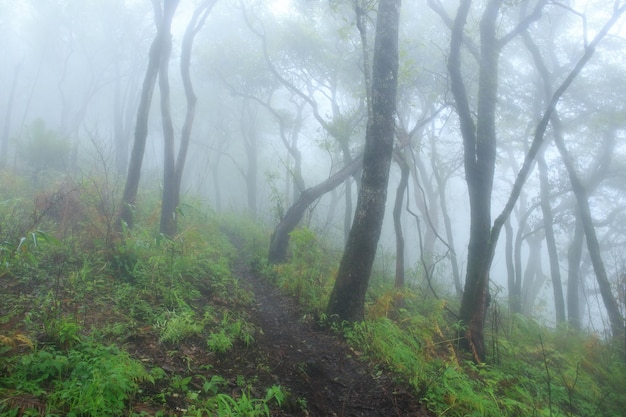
[2,243,431,417]
[125,259,431,416]
[232,262,431,417]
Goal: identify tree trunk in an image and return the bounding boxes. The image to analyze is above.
[118,0,178,230]
[504,219,517,313]
[451,0,501,363]
[554,132,624,339]
[393,151,410,290]
[158,9,177,237]
[430,134,462,296]
[326,0,400,322]
[1,62,21,170]
[521,233,545,317]
[268,155,363,264]
[567,216,584,330]
[159,0,215,237]
[523,16,626,336]
[240,100,259,220]
[538,151,566,324]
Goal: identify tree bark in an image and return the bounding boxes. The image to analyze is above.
[326,0,400,322]
[118,0,178,231]
[504,219,517,313]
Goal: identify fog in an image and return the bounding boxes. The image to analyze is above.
[2,0,626,335]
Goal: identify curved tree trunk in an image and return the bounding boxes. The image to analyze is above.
[326,0,400,322]
[430,134,462,296]
[268,155,363,264]
[393,151,410,290]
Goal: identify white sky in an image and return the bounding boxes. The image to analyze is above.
[269,0,292,16]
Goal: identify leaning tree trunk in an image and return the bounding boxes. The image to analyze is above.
[118,0,178,231]
[268,155,363,264]
[326,0,400,322]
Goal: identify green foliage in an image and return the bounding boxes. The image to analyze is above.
[156,309,204,344]
[43,316,83,350]
[266,227,337,313]
[207,311,255,353]
[341,299,626,417]
[182,375,285,417]
[0,341,150,416]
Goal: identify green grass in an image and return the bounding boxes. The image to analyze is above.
[0,341,150,416]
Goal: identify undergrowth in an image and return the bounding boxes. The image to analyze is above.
[0,175,286,416]
[263,227,338,314]
[2,172,625,416]
[339,284,626,416]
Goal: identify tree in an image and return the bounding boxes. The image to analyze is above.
[555,130,624,338]
[240,1,369,256]
[159,0,217,236]
[326,0,400,322]
[118,0,179,231]
[444,0,545,361]
[268,154,363,264]
[523,9,625,337]
[537,149,566,324]
[438,0,625,361]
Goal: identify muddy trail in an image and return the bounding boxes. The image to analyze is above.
[235,262,430,417]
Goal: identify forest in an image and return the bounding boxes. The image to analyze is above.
[1,0,626,416]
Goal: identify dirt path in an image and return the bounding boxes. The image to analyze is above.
[237,263,430,417]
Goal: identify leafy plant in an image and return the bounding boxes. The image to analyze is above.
[207,312,255,353]
[184,381,286,417]
[156,309,203,344]
[267,227,336,313]
[0,341,150,416]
